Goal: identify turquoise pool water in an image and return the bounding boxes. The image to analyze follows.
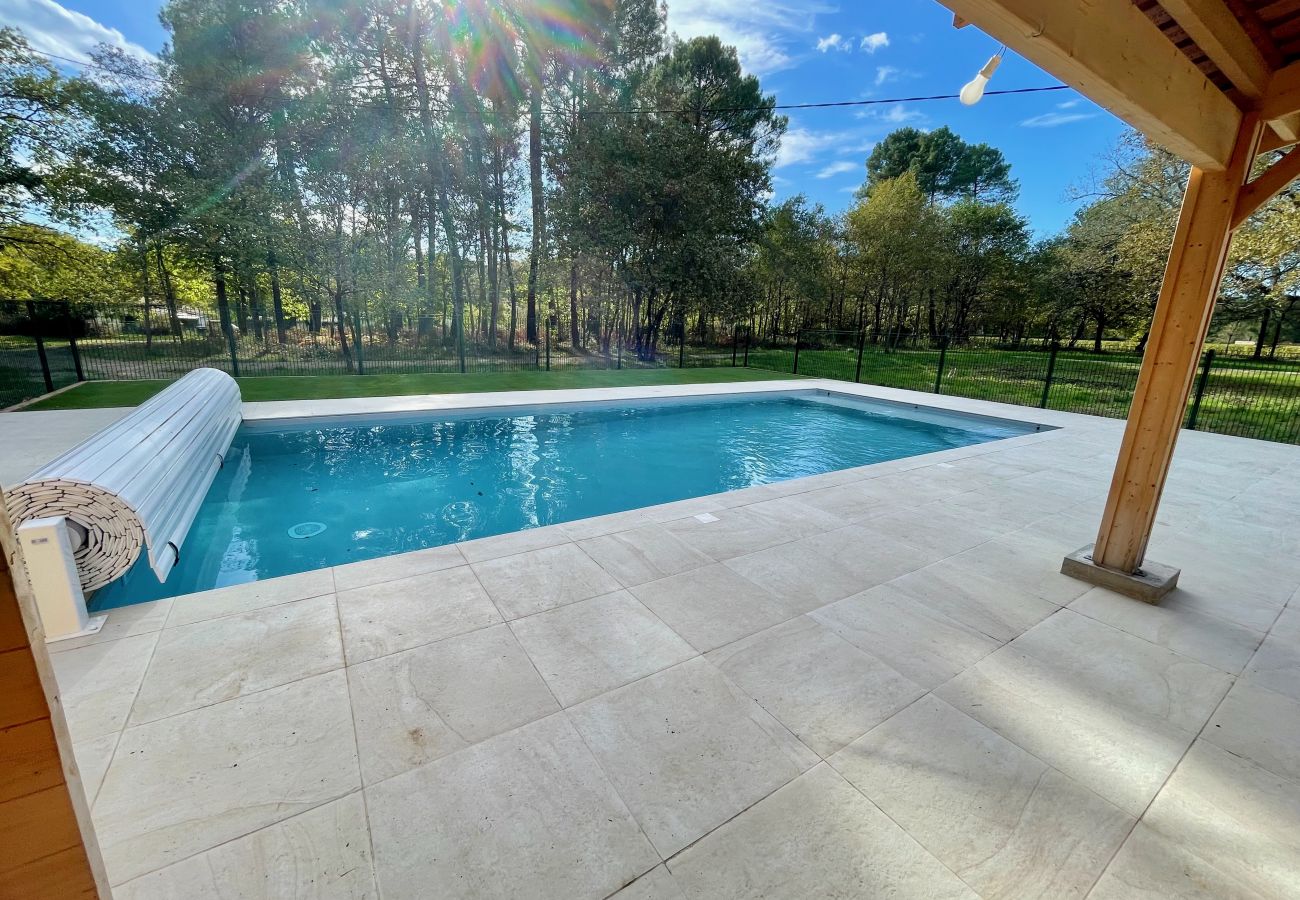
[92,391,1037,608]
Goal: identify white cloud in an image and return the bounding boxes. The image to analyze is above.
[1021,110,1096,128]
[1056,99,1081,110]
[854,103,922,125]
[816,33,845,53]
[815,160,858,179]
[5,0,155,63]
[860,32,889,53]
[874,65,899,86]
[667,0,834,76]
[774,127,854,168]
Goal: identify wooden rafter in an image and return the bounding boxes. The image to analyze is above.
[1233,143,1300,225]
[1160,0,1272,96]
[937,0,1243,169]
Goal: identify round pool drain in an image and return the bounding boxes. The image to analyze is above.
[287,521,327,539]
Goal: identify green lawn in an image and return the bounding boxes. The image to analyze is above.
[21,366,792,410]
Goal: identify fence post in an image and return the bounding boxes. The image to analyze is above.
[933,336,948,394]
[27,301,54,393]
[743,326,750,367]
[678,326,685,368]
[545,315,551,371]
[854,329,866,384]
[731,324,738,367]
[793,326,802,375]
[1186,348,1215,430]
[1040,340,1059,408]
[63,302,84,382]
[617,335,622,370]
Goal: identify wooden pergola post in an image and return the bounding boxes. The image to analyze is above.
[0,500,108,896]
[1063,112,1263,599]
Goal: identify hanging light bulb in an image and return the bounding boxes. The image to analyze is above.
[959,47,1005,106]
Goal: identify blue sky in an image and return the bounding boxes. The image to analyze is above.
[7,0,1129,236]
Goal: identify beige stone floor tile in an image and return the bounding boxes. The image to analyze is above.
[50,599,172,652]
[721,527,928,616]
[167,569,336,627]
[1243,606,1300,703]
[130,595,343,725]
[336,565,501,664]
[707,617,923,758]
[936,610,1232,816]
[567,657,806,857]
[610,865,685,900]
[793,477,900,521]
[742,495,850,536]
[72,731,119,807]
[887,557,1060,644]
[94,670,359,885]
[945,528,1094,606]
[1089,823,1267,900]
[1070,587,1264,674]
[811,584,1002,689]
[629,563,790,653]
[1164,584,1286,635]
[456,523,571,563]
[560,508,655,541]
[331,543,464,592]
[51,632,158,742]
[347,623,559,784]
[832,695,1132,899]
[866,504,1006,558]
[578,524,714,587]
[509,590,696,707]
[111,793,376,900]
[1136,740,1300,899]
[661,506,794,560]
[668,764,977,900]
[366,712,656,900]
[471,542,621,619]
[1205,679,1300,786]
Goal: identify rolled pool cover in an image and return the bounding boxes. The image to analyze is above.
[4,368,242,591]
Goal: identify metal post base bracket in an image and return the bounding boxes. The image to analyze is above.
[1061,543,1180,604]
[16,516,107,642]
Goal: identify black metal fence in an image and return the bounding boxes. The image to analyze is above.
[0,301,669,407]
[735,329,1300,445]
[3,302,1298,445]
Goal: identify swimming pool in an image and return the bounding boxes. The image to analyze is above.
[92,390,1040,607]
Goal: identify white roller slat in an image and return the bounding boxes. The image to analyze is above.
[4,368,242,591]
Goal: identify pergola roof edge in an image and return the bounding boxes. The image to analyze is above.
[939,0,1243,170]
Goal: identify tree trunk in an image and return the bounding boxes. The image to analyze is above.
[213,255,236,354]
[1254,306,1271,359]
[154,243,182,340]
[138,243,154,350]
[267,247,287,343]
[411,192,426,292]
[334,279,353,372]
[248,266,265,342]
[569,257,581,347]
[526,82,545,344]
[1269,298,1294,358]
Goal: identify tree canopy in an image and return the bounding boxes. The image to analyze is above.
[1,4,1298,362]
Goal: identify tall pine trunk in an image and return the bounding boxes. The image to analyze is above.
[526,83,544,344]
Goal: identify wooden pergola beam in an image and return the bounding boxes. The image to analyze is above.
[938,0,1243,170]
[1259,59,1300,120]
[1160,0,1271,98]
[1232,144,1300,227]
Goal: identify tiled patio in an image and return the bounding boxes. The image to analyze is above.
[20,382,1300,898]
